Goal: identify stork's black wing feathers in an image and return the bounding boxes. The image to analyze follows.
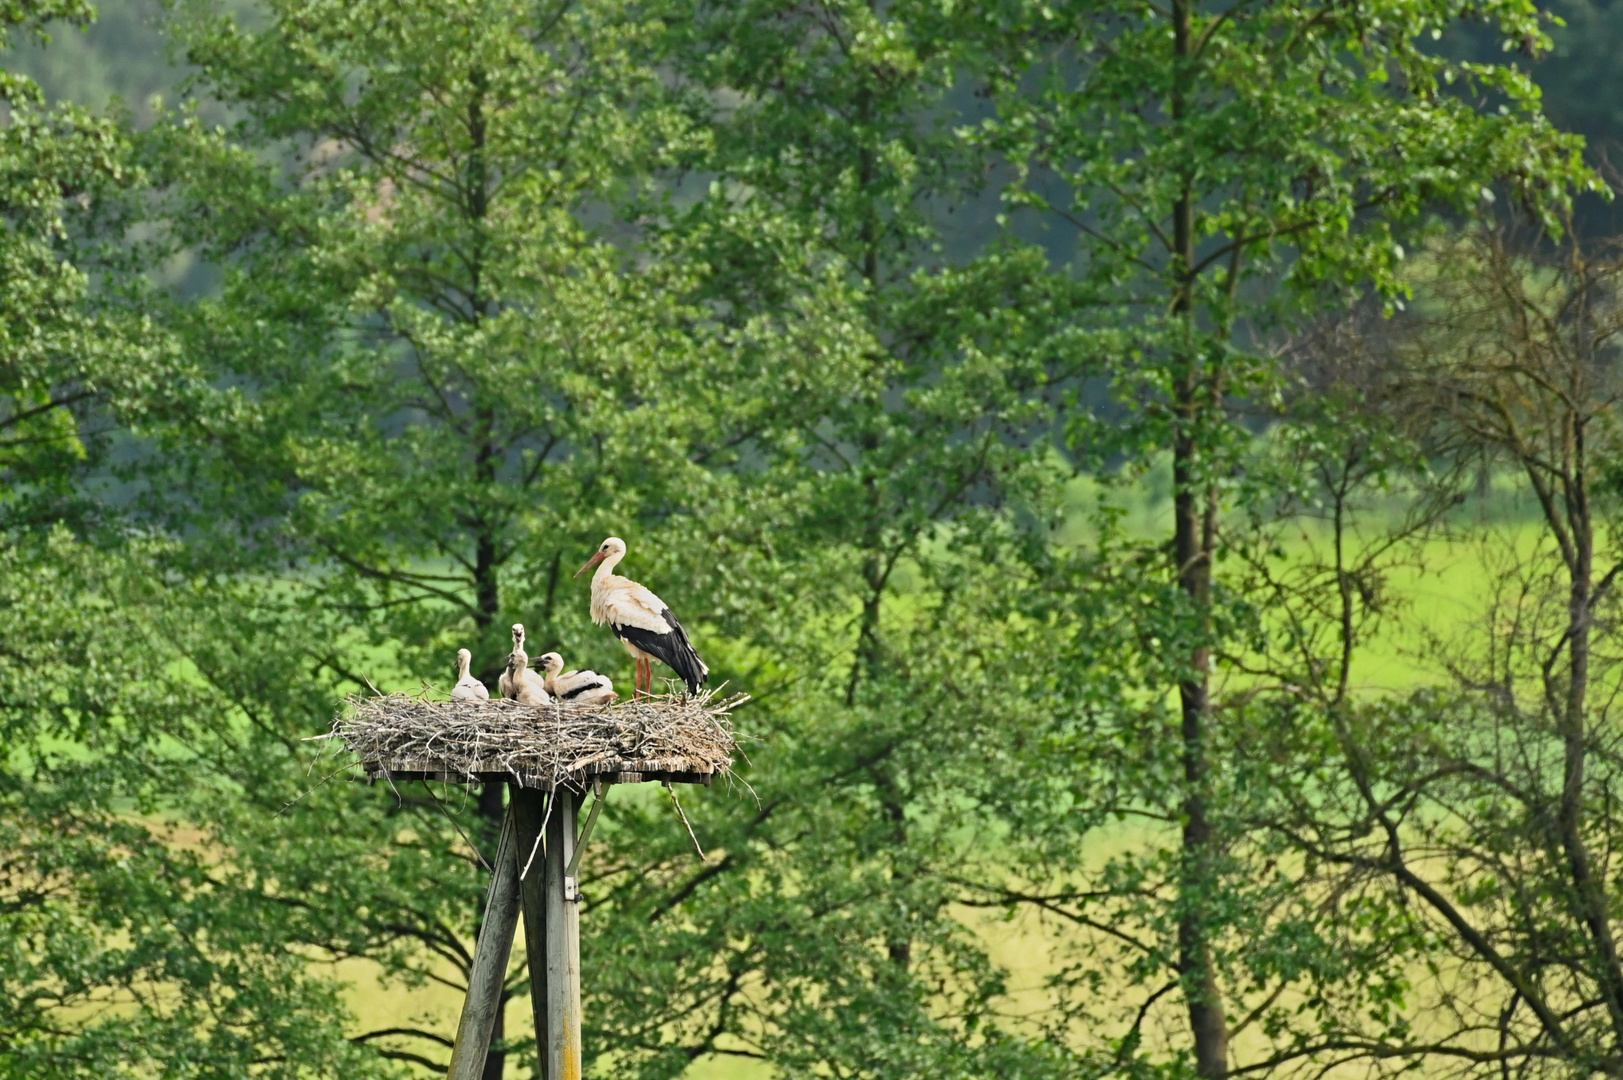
[613,608,708,694]
[561,679,609,701]
[659,609,709,693]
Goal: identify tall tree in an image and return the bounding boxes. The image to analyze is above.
[149,0,708,664]
[0,0,174,525]
[965,0,1594,1075]
[530,0,1090,1073]
[1260,224,1623,1077]
[0,2,387,1076]
[141,0,737,1072]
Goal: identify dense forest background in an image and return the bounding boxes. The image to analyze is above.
[7,1,1623,1079]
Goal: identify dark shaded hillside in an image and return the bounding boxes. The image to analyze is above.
[1437,0,1623,231]
[17,0,1623,226]
[1533,0,1623,154]
[6,0,178,124]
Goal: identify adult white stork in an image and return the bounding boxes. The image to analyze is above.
[536,652,618,706]
[451,647,490,701]
[498,623,551,705]
[575,536,708,697]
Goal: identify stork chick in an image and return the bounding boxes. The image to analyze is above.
[536,652,618,707]
[498,623,551,705]
[575,536,708,697]
[451,647,489,701]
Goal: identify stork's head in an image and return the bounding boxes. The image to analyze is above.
[537,652,563,676]
[575,536,626,578]
[511,623,526,646]
[456,647,472,670]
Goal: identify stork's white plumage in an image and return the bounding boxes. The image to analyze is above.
[537,652,618,706]
[496,623,523,698]
[498,623,551,705]
[506,653,550,705]
[575,536,708,697]
[451,647,490,701]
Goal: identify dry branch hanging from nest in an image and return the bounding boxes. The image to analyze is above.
[325,690,744,791]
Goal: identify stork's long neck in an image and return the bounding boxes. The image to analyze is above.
[457,652,471,679]
[592,548,624,588]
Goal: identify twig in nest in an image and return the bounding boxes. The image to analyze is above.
[521,792,554,881]
[423,780,493,873]
[278,759,356,815]
[665,781,705,861]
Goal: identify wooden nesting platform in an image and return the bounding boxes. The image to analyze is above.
[326,689,743,791]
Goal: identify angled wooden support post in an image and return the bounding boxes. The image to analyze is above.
[445,804,521,1080]
[512,787,551,1069]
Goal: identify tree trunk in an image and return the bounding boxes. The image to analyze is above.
[1173,421,1229,1080]
[1170,0,1229,1071]
[1547,430,1623,1053]
[846,548,883,707]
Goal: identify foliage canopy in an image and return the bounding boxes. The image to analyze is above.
[4,0,1623,1079]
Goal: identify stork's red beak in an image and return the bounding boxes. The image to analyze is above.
[575,551,606,578]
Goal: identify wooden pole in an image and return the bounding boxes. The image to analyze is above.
[445,804,521,1080]
[512,787,550,1066]
[542,787,582,1080]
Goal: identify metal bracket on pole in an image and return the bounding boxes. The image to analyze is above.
[563,781,608,898]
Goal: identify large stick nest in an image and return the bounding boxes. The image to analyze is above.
[325,689,745,791]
